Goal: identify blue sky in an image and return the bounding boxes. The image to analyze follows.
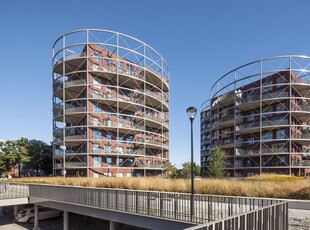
[0,0,310,167]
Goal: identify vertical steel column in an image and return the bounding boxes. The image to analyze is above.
[259,59,263,175]
[110,221,116,230]
[34,204,39,230]
[116,33,120,177]
[143,44,147,176]
[190,117,194,222]
[86,30,90,177]
[62,35,66,178]
[288,56,292,175]
[63,211,69,230]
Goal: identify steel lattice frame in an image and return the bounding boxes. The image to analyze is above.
[201,55,310,177]
[52,29,169,177]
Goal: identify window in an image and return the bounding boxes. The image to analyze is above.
[263,159,272,167]
[106,81,112,92]
[263,86,273,93]
[126,173,132,177]
[247,135,255,144]
[94,131,102,140]
[93,64,99,70]
[93,156,102,167]
[276,103,286,111]
[93,144,99,153]
[104,172,112,177]
[105,145,112,153]
[276,129,286,139]
[117,61,123,71]
[106,134,112,141]
[94,105,101,114]
[106,58,112,67]
[93,50,102,62]
[118,136,123,143]
[93,118,99,126]
[247,160,255,167]
[93,78,101,88]
[276,77,286,84]
[106,157,112,167]
[262,132,273,140]
[247,89,255,96]
[94,90,99,98]
[116,158,123,166]
[116,146,124,154]
[94,172,99,178]
[126,65,133,75]
[116,172,124,177]
[247,111,254,122]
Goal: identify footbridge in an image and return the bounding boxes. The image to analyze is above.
[0,183,289,230]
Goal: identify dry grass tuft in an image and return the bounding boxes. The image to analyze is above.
[7,174,310,199]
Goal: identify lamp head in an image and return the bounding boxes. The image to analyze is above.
[186,106,197,121]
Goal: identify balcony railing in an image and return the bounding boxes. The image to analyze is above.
[29,184,287,225]
[54,162,87,168]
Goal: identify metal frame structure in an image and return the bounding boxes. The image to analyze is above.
[52,29,169,177]
[201,56,310,177]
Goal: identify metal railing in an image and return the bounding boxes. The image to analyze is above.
[184,201,288,230]
[29,184,286,225]
[0,183,29,199]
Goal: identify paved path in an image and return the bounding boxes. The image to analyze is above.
[289,209,310,230]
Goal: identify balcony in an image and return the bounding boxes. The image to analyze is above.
[65,107,86,114]
[236,148,260,156]
[54,162,87,168]
[53,52,87,68]
[261,147,289,154]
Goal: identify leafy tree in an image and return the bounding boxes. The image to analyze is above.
[1,138,29,177]
[164,161,178,178]
[0,148,7,175]
[180,162,200,179]
[206,147,226,178]
[26,140,53,176]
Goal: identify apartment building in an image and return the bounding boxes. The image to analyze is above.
[201,56,310,177]
[52,29,169,177]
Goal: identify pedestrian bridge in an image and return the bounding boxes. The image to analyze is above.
[0,183,289,230]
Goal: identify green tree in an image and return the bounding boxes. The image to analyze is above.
[180,162,200,179]
[1,138,29,177]
[26,140,53,176]
[206,147,226,178]
[164,161,178,178]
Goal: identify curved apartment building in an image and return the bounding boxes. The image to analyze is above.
[52,29,169,177]
[201,56,310,177]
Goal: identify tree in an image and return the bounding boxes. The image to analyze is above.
[206,147,226,178]
[164,161,178,178]
[26,140,53,176]
[180,162,200,179]
[1,138,29,177]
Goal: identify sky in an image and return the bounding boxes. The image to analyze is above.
[1,0,310,168]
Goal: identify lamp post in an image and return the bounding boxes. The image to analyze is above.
[186,106,197,222]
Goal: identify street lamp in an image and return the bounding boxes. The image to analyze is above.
[186,106,197,222]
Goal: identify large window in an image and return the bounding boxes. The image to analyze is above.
[93,50,102,63]
[106,134,112,141]
[94,105,101,114]
[262,132,273,140]
[94,131,102,140]
[116,146,124,154]
[276,129,287,139]
[106,157,112,167]
[93,156,102,167]
[93,78,101,88]
[105,145,112,153]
